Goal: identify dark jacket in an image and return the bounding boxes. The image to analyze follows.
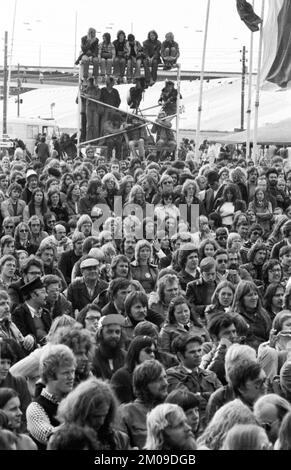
[111,366,133,404]
[200,185,225,215]
[102,301,123,317]
[81,35,99,57]
[116,399,152,449]
[67,278,108,313]
[178,268,200,291]
[58,249,82,285]
[8,278,25,313]
[130,260,158,294]
[186,280,217,319]
[205,384,235,424]
[166,364,222,427]
[92,344,126,380]
[12,303,51,346]
[45,293,73,319]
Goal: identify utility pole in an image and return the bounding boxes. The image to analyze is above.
[3,31,8,135]
[240,46,246,131]
[16,63,21,117]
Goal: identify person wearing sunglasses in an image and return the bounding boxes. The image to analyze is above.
[254,394,291,445]
[14,222,35,255]
[240,224,264,264]
[111,335,157,404]
[2,217,15,237]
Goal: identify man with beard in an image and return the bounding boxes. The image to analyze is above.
[145,403,196,450]
[166,334,222,430]
[116,359,168,449]
[121,235,137,263]
[92,314,126,380]
[36,241,67,292]
[241,243,268,286]
[67,257,108,313]
[266,167,289,210]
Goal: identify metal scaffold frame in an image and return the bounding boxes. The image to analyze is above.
[76,62,182,158]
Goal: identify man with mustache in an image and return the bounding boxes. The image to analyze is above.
[92,314,126,380]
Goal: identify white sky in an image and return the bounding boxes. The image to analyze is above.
[0,0,264,71]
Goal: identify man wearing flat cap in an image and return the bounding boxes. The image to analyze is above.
[12,277,51,348]
[92,314,126,380]
[67,256,108,314]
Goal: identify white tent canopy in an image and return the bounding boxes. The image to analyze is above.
[214,118,291,145]
[1,78,291,135]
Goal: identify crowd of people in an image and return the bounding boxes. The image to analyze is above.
[0,123,291,452]
[76,28,180,85]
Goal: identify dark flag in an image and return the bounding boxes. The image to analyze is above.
[236,0,262,32]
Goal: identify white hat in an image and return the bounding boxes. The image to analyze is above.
[26,169,37,179]
[80,258,99,269]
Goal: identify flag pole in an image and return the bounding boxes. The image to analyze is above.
[194,0,211,163]
[253,0,265,164]
[246,0,255,161]
[175,63,181,160]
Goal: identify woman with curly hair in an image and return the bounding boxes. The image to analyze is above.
[248,187,273,236]
[102,173,119,212]
[229,167,248,202]
[79,178,107,216]
[23,187,48,224]
[60,172,74,195]
[198,238,219,261]
[57,377,130,449]
[232,280,271,350]
[214,183,246,230]
[124,184,147,219]
[118,175,134,204]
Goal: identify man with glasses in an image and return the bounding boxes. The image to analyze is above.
[12,277,51,348]
[67,257,108,314]
[214,249,228,282]
[8,255,44,313]
[2,217,15,237]
[215,228,228,249]
[43,274,73,320]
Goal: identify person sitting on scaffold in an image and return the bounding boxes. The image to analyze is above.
[127,76,147,113]
[158,80,181,117]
